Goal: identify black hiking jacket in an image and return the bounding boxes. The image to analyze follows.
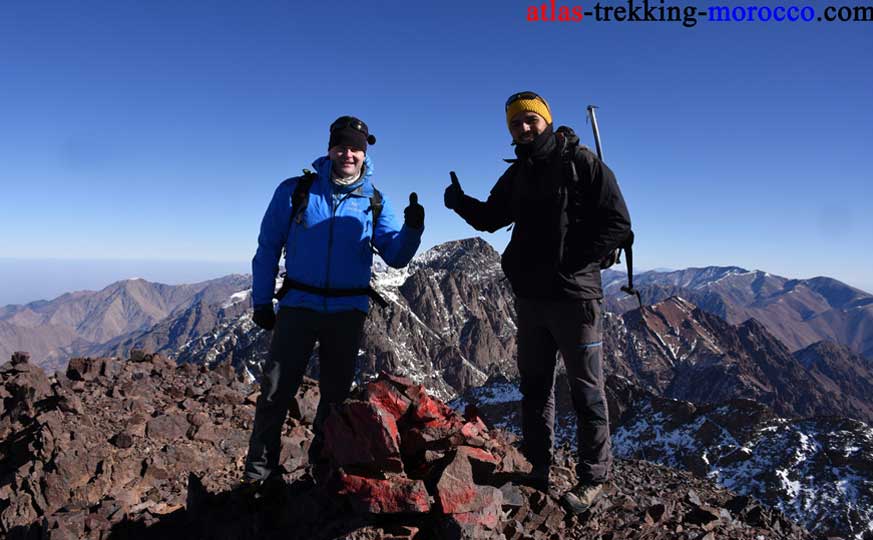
[454,129,631,300]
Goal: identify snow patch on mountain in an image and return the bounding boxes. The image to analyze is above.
[463,380,523,406]
[613,407,873,539]
[222,289,251,309]
[699,269,754,289]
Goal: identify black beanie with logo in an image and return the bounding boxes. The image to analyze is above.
[328,116,377,152]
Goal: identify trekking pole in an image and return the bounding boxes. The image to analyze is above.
[586,105,642,309]
[586,105,605,162]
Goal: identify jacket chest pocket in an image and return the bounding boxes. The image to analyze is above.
[335,197,373,258]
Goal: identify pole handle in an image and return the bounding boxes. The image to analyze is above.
[586,105,604,161]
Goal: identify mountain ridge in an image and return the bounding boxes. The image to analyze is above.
[0,274,251,368]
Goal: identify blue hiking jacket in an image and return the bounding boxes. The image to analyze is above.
[251,155,422,313]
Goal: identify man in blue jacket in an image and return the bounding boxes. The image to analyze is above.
[244,116,424,487]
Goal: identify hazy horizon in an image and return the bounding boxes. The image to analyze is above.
[2,248,870,307]
[0,257,250,306]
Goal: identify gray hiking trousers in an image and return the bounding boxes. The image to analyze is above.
[516,297,612,484]
[244,307,366,481]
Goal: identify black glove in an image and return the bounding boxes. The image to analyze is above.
[444,171,464,210]
[252,304,276,331]
[404,192,425,229]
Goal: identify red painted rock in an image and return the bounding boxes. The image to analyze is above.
[407,385,456,423]
[400,430,426,458]
[458,446,500,472]
[339,473,431,514]
[362,380,411,423]
[436,446,502,514]
[437,486,503,538]
[378,371,415,390]
[460,418,489,442]
[451,488,502,526]
[445,417,491,449]
[401,417,465,456]
[323,400,403,472]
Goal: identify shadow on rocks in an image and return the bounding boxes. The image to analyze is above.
[3,525,40,540]
[104,474,369,540]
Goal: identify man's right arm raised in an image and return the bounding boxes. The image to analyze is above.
[444,170,514,233]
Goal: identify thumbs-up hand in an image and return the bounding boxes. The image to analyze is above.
[404,192,425,229]
[444,171,464,210]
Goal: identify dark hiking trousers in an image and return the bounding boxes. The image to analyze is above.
[516,297,611,484]
[244,307,366,481]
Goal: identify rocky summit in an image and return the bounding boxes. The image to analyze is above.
[1,351,815,540]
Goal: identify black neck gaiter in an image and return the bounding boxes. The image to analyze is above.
[514,124,556,162]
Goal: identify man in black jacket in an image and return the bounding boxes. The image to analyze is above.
[444,91,631,513]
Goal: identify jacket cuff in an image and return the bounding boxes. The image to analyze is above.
[454,194,474,220]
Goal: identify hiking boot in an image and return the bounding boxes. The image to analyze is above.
[236,476,266,498]
[560,482,604,515]
[236,475,282,500]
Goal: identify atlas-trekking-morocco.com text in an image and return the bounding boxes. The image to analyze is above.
[526,0,873,27]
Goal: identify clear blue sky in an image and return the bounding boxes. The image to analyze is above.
[2,0,871,305]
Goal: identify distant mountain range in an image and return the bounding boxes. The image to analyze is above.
[0,238,873,380]
[0,275,250,372]
[2,238,871,381]
[603,266,873,358]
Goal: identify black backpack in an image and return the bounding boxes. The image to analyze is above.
[556,126,640,306]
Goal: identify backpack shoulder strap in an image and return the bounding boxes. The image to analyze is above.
[367,188,384,255]
[568,144,599,185]
[369,188,383,224]
[557,128,640,305]
[291,169,318,225]
[555,126,592,188]
[278,169,317,274]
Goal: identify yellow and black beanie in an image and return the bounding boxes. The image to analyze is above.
[505,91,553,128]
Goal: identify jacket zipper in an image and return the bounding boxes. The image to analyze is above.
[324,190,357,311]
[325,194,335,311]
